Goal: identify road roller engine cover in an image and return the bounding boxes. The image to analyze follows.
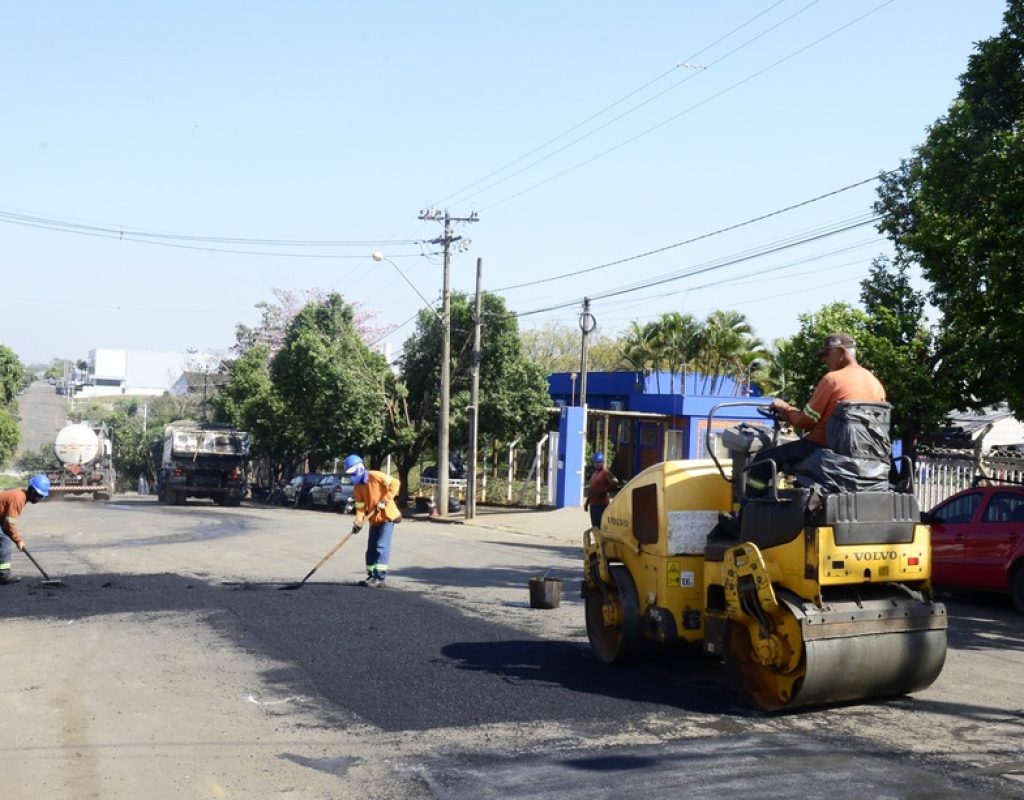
[582,400,948,711]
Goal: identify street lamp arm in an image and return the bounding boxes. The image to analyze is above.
[371,251,443,322]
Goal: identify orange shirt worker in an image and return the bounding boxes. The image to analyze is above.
[746,332,886,498]
[0,474,51,584]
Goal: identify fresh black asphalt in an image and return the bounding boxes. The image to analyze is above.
[1,572,735,732]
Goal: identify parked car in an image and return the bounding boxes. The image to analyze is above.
[923,483,1024,612]
[283,473,322,508]
[329,474,355,514]
[309,474,342,509]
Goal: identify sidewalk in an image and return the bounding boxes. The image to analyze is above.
[426,504,591,546]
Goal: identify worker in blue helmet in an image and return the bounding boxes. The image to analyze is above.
[344,455,402,588]
[584,451,618,528]
[0,474,50,584]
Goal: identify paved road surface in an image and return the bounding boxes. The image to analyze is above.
[1,497,1022,799]
[14,380,68,458]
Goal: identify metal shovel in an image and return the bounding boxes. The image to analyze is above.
[279,531,355,590]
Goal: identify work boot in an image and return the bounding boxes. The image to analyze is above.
[358,576,379,588]
[0,572,21,585]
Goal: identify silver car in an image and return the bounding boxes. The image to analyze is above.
[329,474,356,514]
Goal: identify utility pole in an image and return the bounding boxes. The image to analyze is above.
[578,298,596,507]
[419,208,479,517]
[466,257,483,520]
[578,297,595,407]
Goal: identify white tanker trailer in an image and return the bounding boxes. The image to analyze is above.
[46,422,116,500]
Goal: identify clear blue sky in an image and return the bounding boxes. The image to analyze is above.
[0,1,1009,366]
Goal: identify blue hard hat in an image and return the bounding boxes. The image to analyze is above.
[593,452,604,463]
[343,454,365,474]
[29,474,50,497]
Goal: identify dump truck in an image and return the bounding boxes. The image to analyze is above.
[46,422,116,500]
[157,420,249,506]
[583,400,947,711]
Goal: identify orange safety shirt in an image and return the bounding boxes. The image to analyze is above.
[0,488,28,546]
[793,363,887,445]
[353,471,402,526]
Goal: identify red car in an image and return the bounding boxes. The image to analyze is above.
[923,484,1024,612]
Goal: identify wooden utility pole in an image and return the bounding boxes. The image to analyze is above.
[420,208,479,516]
[465,257,483,520]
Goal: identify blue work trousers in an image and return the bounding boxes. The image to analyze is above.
[365,520,394,580]
[0,532,12,572]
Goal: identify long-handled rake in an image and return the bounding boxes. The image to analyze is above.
[279,531,355,591]
[22,547,66,588]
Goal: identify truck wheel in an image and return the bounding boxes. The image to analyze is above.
[585,564,642,664]
[1011,563,1024,614]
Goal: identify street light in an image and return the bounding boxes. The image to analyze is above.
[371,252,442,321]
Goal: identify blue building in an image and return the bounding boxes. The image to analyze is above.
[548,370,768,483]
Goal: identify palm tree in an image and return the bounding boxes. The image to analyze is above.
[619,319,658,390]
[653,311,702,395]
[698,310,762,394]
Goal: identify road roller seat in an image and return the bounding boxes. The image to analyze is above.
[738,487,813,550]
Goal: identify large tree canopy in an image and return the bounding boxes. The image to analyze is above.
[399,291,551,460]
[271,294,390,469]
[875,1,1024,412]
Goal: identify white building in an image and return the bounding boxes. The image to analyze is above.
[80,349,218,397]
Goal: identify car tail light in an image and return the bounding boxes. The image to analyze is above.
[229,467,241,480]
[174,466,185,478]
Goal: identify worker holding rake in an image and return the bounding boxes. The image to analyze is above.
[0,474,50,584]
[344,455,402,588]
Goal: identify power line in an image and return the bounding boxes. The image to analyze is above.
[512,215,879,318]
[453,1,820,210]
[0,207,423,247]
[493,172,889,293]
[432,1,789,209]
[480,0,896,212]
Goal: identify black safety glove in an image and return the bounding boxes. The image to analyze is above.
[351,522,363,535]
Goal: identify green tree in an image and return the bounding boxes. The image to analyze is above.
[694,310,764,395]
[859,256,950,458]
[396,292,551,495]
[0,344,24,467]
[0,345,24,408]
[271,293,389,470]
[212,344,294,480]
[0,411,17,468]
[875,1,1024,412]
[519,322,620,373]
[655,311,702,395]
[619,320,658,378]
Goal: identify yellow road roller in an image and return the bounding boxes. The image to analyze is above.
[583,401,947,711]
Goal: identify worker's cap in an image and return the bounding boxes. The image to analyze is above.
[593,451,604,463]
[817,331,856,356]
